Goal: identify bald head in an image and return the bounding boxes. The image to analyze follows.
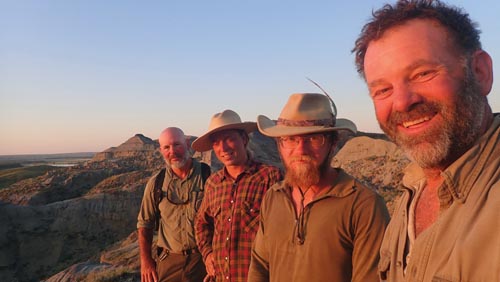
[159,127,191,169]
[160,127,186,141]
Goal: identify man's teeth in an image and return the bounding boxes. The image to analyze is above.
[403,116,431,128]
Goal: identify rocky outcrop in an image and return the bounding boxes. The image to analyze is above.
[0,189,143,282]
[92,134,158,161]
[332,136,410,212]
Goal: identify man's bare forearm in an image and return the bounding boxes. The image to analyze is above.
[138,227,154,261]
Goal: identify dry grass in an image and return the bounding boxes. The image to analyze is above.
[0,165,57,189]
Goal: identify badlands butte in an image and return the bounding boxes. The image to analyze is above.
[0,132,409,282]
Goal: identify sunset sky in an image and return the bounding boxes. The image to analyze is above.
[1,0,499,155]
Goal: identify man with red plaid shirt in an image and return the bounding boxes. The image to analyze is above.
[192,109,282,282]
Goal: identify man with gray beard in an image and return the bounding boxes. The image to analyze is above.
[248,93,390,282]
[138,127,208,282]
[353,0,499,281]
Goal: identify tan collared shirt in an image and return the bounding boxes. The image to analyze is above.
[379,114,500,282]
[137,158,205,252]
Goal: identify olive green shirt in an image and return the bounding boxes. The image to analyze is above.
[248,169,390,282]
[137,158,205,252]
[379,114,500,282]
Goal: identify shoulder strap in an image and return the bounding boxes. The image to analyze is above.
[153,168,166,231]
[153,168,167,208]
[200,162,211,189]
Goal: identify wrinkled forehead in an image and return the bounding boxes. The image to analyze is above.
[364,19,456,80]
[159,132,186,146]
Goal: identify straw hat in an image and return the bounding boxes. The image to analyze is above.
[257,93,356,137]
[192,109,257,152]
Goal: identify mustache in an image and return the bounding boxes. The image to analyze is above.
[388,102,441,125]
[169,152,187,160]
[289,156,315,163]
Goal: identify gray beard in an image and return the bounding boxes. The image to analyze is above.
[167,151,190,169]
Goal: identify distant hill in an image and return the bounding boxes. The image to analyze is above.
[0,131,408,282]
[0,152,95,164]
[92,134,158,161]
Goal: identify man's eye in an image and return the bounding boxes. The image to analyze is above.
[309,135,321,141]
[412,70,438,82]
[371,87,392,99]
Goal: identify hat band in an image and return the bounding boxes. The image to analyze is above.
[277,118,336,127]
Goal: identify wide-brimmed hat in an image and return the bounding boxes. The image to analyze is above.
[192,109,257,152]
[257,93,357,137]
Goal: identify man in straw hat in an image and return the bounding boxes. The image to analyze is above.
[192,109,282,282]
[248,93,389,282]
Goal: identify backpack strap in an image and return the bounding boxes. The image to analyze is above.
[153,168,166,231]
[200,162,211,189]
[153,168,166,210]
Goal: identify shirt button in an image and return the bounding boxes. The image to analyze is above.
[226,237,230,241]
[226,276,229,280]
[225,256,228,261]
[228,217,231,222]
[230,200,234,204]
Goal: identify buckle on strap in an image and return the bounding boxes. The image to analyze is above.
[157,247,170,261]
[181,248,200,255]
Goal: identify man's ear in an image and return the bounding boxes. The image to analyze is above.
[471,50,494,96]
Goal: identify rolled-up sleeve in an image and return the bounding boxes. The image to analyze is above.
[137,174,158,230]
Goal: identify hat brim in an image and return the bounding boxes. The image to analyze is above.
[192,122,257,152]
[257,115,357,137]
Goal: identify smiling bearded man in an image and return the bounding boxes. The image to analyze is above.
[353,0,500,281]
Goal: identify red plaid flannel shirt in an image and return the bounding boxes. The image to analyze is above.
[195,159,282,281]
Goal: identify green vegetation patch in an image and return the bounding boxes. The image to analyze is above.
[0,165,57,189]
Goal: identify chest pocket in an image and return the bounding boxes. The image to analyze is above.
[241,201,261,233]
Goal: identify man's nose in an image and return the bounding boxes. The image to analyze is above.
[293,138,311,154]
[220,140,230,151]
[392,83,424,112]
